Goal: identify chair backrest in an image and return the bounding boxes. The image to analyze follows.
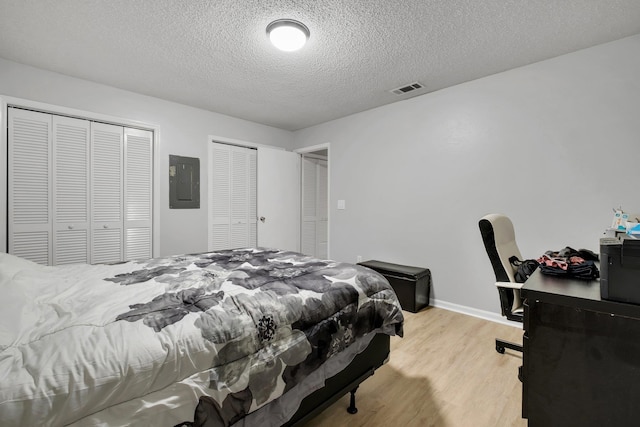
[478,213,524,320]
[479,214,523,283]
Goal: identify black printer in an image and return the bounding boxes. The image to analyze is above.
[600,236,640,304]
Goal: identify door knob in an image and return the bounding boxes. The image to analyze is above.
[260,216,266,223]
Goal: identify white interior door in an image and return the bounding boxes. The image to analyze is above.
[257,147,300,251]
[301,157,328,258]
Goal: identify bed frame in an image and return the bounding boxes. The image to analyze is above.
[284,333,390,426]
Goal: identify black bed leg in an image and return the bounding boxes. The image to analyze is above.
[347,387,358,414]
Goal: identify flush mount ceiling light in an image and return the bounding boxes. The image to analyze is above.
[266,19,310,52]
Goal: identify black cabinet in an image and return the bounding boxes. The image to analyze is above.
[522,270,640,426]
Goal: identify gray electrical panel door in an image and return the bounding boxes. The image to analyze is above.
[169,155,200,209]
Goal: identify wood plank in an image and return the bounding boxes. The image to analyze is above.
[304,307,526,427]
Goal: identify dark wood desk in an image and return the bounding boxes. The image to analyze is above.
[522,268,640,427]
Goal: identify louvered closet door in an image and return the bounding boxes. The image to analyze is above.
[53,116,91,265]
[91,122,124,264]
[210,144,231,250]
[209,143,256,251]
[8,108,52,265]
[230,147,256,248]
[124,128,153,260]
[248,152,257,246]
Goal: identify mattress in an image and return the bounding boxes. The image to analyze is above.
[69,332,380,427]
[0,248,403,426]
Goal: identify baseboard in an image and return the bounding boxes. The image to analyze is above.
[430,299,521,328]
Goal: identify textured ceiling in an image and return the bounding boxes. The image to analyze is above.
[1,1,640,131]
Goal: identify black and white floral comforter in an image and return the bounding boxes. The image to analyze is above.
[0,248,404,427]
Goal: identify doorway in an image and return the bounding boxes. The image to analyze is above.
[298,145,329,259]
[208,139,301,253]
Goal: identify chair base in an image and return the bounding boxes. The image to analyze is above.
[496,338,523,354]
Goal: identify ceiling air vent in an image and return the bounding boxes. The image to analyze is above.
[390,82,424,96]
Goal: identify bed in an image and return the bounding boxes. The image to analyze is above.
[0,247,404,426]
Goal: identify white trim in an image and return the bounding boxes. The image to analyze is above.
[1,96,156,130]
[152,129,161,257]
[208,134,285,150]
[300,153,327,161]
[0,98,8,253]
[430,298,522,328]
[294,143,330,155]
[1,95,161,257]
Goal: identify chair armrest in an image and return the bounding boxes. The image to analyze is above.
[495,281,523,290]
[495,282,524,316]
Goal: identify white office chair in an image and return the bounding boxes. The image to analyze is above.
[478,213,524,354]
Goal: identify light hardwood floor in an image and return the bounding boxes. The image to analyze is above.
[304,307,527,427]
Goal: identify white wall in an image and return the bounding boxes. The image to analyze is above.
[3,33,640,317]
[292,34,640,315]
[0,58,294,257]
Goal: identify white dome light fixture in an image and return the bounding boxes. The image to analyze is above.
[267,19,310,52]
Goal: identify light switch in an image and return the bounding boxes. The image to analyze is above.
[337,200,346,210]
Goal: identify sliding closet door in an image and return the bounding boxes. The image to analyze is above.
[53,116,91,265]
[8,108,52,265]
[124,128,153,260]
[91,122,124,264]
[208,142,257,251]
